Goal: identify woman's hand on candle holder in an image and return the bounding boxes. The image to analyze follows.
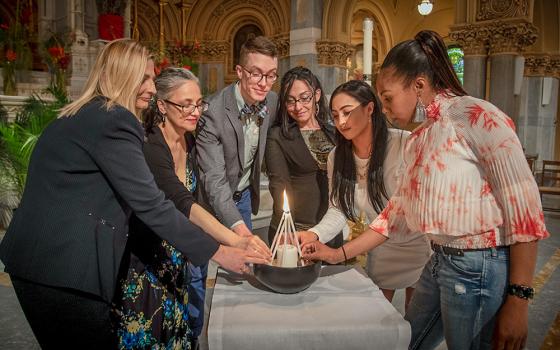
[212,245,269,274]
[297,231,319,245]
[301,241,342,264]
[234,235,272,262]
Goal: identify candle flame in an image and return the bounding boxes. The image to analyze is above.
[283,190,290,212]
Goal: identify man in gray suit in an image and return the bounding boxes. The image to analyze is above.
[197,36,278,237]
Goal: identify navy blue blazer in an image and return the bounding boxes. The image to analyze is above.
[0,97,219,302]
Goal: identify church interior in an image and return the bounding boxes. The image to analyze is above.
[0,1,559,349]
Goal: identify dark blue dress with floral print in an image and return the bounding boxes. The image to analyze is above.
[113,134,199,350]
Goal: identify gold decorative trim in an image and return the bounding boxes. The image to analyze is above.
[524,54,560,78]
[449,24,489,56]
[476,0,530,21]
[272,35,290,58]
[194,40,230,62]
[450,20,538,56]
[316,41,354,67]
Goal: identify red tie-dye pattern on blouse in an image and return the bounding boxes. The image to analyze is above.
[370,93,549,249]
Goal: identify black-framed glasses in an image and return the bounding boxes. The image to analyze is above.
[286,92,314,108]
[164,99,209,115]
[240,66,278,84]
[332,104,363,121]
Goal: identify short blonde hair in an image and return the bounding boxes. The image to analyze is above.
[59,39,151,119]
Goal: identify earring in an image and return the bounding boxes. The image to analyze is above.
[161,113,166,126]
[315,102,319,117]
[413,94,426,123]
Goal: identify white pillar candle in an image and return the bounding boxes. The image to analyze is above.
[277,244,298,268]
[363,18,374,86]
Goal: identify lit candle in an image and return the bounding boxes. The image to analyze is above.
[270,190,304,267]
[363,18,374,86]
[277,244,298,267]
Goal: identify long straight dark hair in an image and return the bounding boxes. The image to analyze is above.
[381,30,467,96]
[330,80,389,221]
[274,66,331,139]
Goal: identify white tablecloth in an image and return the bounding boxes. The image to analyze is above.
[207,265,411,350]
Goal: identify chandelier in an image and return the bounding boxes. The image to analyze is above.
[418,0,434,16]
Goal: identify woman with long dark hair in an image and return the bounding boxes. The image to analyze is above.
[265,66,342,247]
[299,80,430,306]
[303,31,549,350]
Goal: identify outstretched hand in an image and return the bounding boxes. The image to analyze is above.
[212,245,270,275]
[235,234,272,263]
[297,231,319,245]
[301,240,341,264]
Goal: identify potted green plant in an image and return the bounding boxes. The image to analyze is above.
[0,86,68,228]
[96,0,129,41]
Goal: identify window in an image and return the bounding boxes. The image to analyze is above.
[447,47,464,85]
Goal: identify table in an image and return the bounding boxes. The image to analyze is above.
[207,265,411,350]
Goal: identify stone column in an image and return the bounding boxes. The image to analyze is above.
[489,53,518,118]
[68,0,91,99]
[37,0,55,41]
[517,76,559,162]
[487,21,537,121]
[124,1,132,38]
[520,54,560,163]
[196,41,230,95]
[289,0,322,72]
[315,41,354,95]
[463,55,487,99]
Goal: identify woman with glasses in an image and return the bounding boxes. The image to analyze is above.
[298,80,430,309]
[265,66,342,248]
[114,67,271,350]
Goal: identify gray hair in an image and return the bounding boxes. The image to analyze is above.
[155,67,200,100]
[143,67,200,132]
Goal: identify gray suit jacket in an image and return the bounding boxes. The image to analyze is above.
[196,83,277,228]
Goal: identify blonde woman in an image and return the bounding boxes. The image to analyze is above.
[0,39,267,349]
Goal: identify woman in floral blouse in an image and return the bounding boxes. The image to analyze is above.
[302,30,548,350]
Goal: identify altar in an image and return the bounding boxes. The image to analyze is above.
[205,265,411,350]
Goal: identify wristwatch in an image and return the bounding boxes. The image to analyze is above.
[507,284,535,300]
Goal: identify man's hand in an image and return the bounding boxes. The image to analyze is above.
[492,296,529,350]
[211,245,269,274]
[232,223,253,237]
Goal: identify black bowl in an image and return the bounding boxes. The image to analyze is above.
[252,261,322,294]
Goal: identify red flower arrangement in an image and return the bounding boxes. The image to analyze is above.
[5,49,17,62]
[47,46,71,70]
[42,32,73,95]
[154,39,200,76]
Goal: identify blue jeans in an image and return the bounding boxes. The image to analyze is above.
[187,262,208,338]
[234,188,252,230]
[405,246,510,350]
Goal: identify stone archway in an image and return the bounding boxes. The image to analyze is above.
[184,0,290,90]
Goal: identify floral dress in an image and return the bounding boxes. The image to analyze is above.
[114,149,198,350]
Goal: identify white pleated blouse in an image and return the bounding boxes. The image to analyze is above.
[369,92,549,249]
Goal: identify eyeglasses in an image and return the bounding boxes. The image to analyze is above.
[286,92,314,108]
[240,66,278,84]
[164,99,209,115]
[332,104,363,121]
